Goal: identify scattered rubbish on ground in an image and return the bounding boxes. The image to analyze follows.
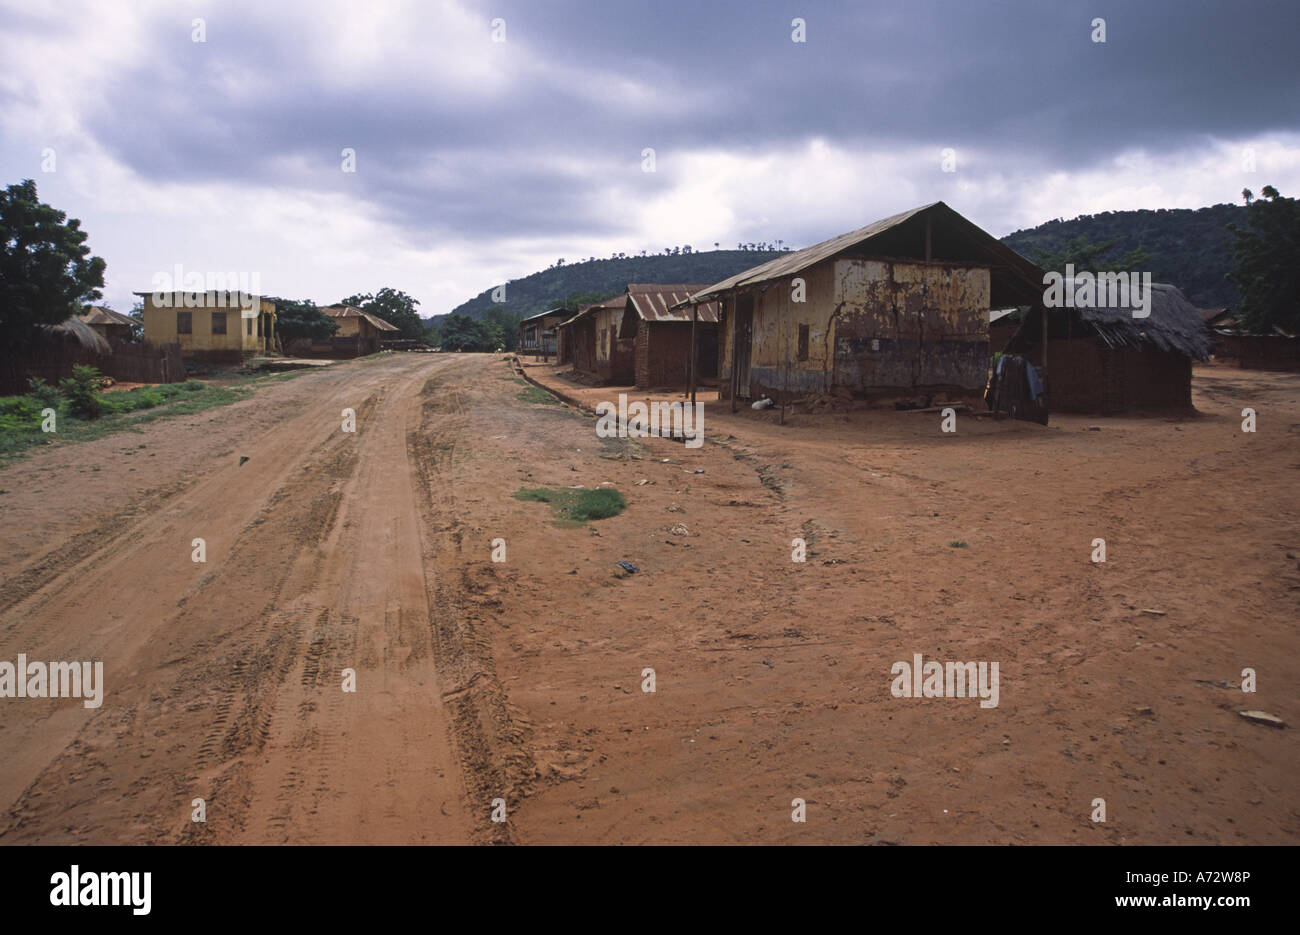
[1140,608,1167,616]
[669,523,690,536]
[634,479,649,486]
[613,560,638,578]
[752,397,774,410]
[239,456,249,466]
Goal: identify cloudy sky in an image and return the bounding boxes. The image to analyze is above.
[2,0,1297,316]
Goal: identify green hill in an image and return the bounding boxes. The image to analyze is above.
[1000,203,1246,308]
[444,249,786,322]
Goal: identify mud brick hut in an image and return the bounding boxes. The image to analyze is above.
[1004,282,1210,413]
[309,303,398,357]
[518,308,571,361]
[613,284,721,389]
[680,202,1047,408]
[555,293,632,382]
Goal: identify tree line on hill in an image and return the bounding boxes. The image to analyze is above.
[4,178,1298,369]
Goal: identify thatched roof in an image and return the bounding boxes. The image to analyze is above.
[1014,281,1211,360]
[44,315,112,354]
[1071,282,1210,359]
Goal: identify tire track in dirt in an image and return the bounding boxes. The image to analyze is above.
[408,362,538,844]
[0,355,473,844]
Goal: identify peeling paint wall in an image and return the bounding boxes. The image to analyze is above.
[719,258,991,400]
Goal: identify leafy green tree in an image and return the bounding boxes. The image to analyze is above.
[481,305,522,350]
[1031,235,1153,274]
[1227,185,1300,334]
[434,314,500,351]
[0,179,106,348]
[269,297,339,344]
[341,287,425,340]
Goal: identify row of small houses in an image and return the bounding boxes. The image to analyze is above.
[3,295,401,394]
[526,201,1294,416]
[132,293,399,362]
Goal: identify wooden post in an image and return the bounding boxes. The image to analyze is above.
[1041,304,1049,373]
[730,296,738,413]
[690,304,698,405]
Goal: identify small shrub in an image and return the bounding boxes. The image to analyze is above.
[59,365,104,419]
[949,540,969,549]
[26,377,62,410]
[132,388,165,410]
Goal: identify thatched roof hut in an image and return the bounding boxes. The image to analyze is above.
[45,315,112,354]
[1007,282,1209,413]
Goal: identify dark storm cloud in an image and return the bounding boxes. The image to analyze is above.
[46,0,1300,245]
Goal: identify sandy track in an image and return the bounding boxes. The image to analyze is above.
[3,354,1297,845]
[0,355,471,844]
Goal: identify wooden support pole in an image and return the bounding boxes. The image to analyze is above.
[690,304,698,405]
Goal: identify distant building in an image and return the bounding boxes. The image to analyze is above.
[313,304,399,357]
[555,294,632,382]
[518,308,572,360]
[618,284,720,389]
[136,291,277,361]
[78,305,136,343]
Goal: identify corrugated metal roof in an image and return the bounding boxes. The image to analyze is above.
[555,294,627,328]
[682,201,1045,307]
[520,307,573,325]
[322,304,399,331]
[625,284,719,323]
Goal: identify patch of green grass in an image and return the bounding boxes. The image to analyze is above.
[519,385,558,405]
[515,486,627,524]
[0,380,250,463]
[949,540,969,549]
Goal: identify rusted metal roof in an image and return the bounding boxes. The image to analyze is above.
[555,294,628,328]
[322,304,399,331]
[682,201,1046,308]
[625,284,719,323]
[520,307,574,325]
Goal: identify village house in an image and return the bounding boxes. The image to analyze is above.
[555,293,632,382]
[312,303,399,357]
[1003,281,1209,412]
[136,291,277,361]
[78,305,136,343]
[518,308,572,361]
[1200,307,1300,371]
[617,284,720,389]
[681,202,1047,408]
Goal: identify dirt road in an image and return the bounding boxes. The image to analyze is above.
[0,354,474,844]
[1,354,1297,844]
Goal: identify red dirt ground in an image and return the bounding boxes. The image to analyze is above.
[1,353,1296,844]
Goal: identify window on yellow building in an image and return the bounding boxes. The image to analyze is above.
[797,323,809,361]
[177,311,192,334]
[211,311,227,335]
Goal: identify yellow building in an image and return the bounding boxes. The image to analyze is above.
[135,291,277,360]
